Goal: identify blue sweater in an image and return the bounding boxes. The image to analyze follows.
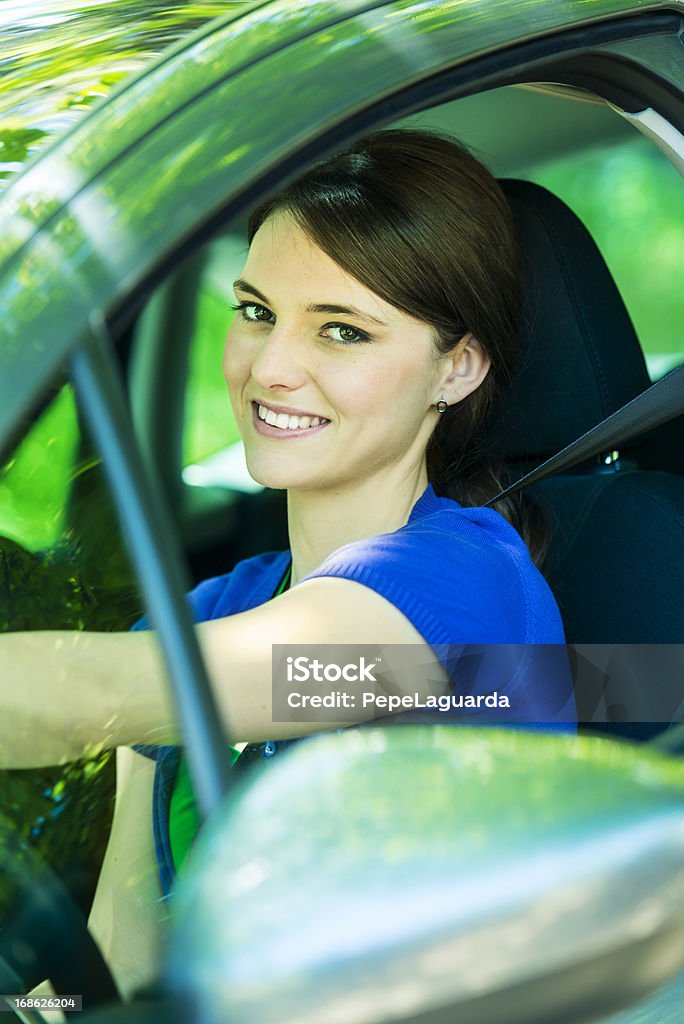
[136,483,577,895]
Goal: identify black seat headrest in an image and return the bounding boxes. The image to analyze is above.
[496,179,651,460]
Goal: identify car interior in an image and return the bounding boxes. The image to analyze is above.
[0,21,683,1021]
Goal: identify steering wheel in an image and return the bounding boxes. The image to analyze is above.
[0,814,120,1019]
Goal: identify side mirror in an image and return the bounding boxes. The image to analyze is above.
[169,727,684,1024]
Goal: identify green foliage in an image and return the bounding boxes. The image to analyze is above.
[529,138,684,366]
[0,127,47,170]
[0,386,79,551]
[184,289,241,467]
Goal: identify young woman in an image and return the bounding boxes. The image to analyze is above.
[3,129,576,994]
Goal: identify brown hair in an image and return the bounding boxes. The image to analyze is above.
[247,129,546,563]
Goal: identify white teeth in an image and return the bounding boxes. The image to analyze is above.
[256,404,327,431]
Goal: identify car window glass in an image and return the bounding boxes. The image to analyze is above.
[0,386,148,931]
[183,236,246,477]
[526,134,683,381]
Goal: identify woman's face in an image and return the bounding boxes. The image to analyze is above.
[222,212,455,495]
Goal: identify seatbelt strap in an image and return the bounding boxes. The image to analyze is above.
[486,365,684,506]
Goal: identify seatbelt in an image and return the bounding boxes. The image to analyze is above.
[486,365,684,506]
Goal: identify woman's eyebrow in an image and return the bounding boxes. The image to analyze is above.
[233,278,387,326]
[308,302,386,326]
[233,278,270,305]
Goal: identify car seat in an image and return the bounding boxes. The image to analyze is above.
[497,179,684,735]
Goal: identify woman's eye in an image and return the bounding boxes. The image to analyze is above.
[325,323,370,345]
[230,301,274,324]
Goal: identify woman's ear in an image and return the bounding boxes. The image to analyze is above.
[438,333,491,405]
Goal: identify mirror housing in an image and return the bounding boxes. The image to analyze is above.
[169,727,684,1024]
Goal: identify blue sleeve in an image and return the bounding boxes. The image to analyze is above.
[300,515,576,729]
[299,514,563,645]
[129,576,231,633]
[129,550,291,632]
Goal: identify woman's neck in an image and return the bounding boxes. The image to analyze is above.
[286,469,429,585]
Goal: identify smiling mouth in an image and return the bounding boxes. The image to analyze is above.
[254,402,330,432]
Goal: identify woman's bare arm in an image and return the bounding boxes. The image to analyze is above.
[0,577,445,767]
[0,629,176,767]
[198,576,445,741]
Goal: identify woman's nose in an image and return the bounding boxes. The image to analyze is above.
[250,324,309,390]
